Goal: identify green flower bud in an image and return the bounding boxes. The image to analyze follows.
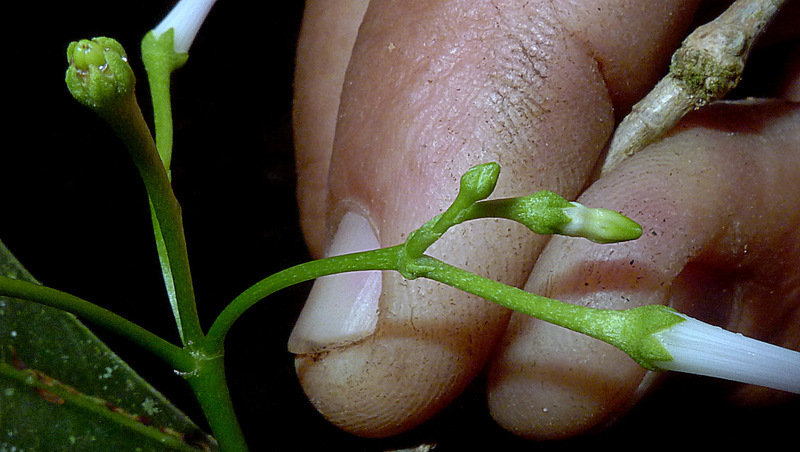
[459,162,501,204]
[65,37,135,112]
[560,202,642,244]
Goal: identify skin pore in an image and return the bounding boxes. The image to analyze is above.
[291,0,799,440]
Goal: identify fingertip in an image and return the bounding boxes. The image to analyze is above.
[486,236,654,439]
[293,272,513,437]
[488,100,800,439]
[294,336,474,438]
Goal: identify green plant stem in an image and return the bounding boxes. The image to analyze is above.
[140,30,196,346]
[0,276,194,373]
[149,201,181,341]
[183,354,248,452]
[415,255,676,368]
[203,246,400,356]
[101,93,203,346]
[142,47,183,343]
[141,29,189,171]
[205,240,675,370]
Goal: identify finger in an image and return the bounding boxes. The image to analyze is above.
[487,100,800,439]
[289,0,698,437]
[293,0,369,257]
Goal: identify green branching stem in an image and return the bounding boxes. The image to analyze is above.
[101,93,203,347]
[197,248,404,450]
[203,239,679,371]
[203,247,401,355]
[141,29,191,344]
[201,157,675,369]
[0,276,194,373]
[183,354,248,452]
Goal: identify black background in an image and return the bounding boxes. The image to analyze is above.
[2,1,797,450]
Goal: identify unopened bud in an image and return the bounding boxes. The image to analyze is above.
[65,37,135,112]
[459,162,501,204]
[560,202,642,244]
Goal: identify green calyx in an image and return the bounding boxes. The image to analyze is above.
[458,162,501,206]
[141,28,189,76]
[606,305,686,370]
[65,37,135,111]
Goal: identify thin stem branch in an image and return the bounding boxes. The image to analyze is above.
[0,276,194,373]
[417,255,677,369]
[103,93,204,346]
[203,247,400,355]
[141,29,188,171]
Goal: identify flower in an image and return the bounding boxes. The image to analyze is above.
[652,313,800,394]
[151,0,218,54]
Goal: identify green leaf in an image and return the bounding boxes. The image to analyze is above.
[0,239,217,451]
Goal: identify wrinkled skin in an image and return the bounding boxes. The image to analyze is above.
[291,0,800,440]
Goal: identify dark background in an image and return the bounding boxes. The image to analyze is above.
[2,1,797,450]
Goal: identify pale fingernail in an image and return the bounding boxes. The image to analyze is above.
[287,211,382,354]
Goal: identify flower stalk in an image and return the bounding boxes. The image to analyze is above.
[65,37,203,347]
[143,0,218,171]
[141,0,219,342]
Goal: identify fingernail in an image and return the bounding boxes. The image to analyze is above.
[288,211,382,354]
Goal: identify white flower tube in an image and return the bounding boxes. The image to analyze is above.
[152,0,218,54]
[653,313,800,394]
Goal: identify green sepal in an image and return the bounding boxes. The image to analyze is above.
[141,29,189,76]
[604,305,686,370]
[65,37,135,112]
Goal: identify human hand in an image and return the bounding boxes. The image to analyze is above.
[289,0,800,441]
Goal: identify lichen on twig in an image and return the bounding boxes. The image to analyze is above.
[601,0,787,175]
